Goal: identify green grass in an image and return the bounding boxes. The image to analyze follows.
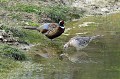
[0,0,9,2]
[0,44,27,61]
[1,0,120,78]
[0,58,20,78]
[4,3,84,22]
[7,4,40,13]
[0,44,26,78]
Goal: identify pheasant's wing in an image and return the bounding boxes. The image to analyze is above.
[38,23,50,33]
[46,23,60,36]
[75,37,91,46]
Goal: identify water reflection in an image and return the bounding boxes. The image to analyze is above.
[60,51,98,64]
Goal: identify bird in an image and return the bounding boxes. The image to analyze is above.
[23,20,65,40]
[64,35,102,51]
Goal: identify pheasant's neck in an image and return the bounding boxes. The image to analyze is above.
[59,23,64,28]
[60,26,65,29]
[59,23,63,26]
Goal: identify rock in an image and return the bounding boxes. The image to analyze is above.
[0,29,19,43]
[0,30,8,37]
[0,24,3,29]
[0,35,4,40]
[101,8,109,13]
[7,30,13,37]
[19,44,35,51]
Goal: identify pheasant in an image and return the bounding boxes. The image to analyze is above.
[64,35,102,51]
[23,20,65,39]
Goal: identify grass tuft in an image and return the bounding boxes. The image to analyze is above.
[0,44,27,61]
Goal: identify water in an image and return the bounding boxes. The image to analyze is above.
[8,14,120,79]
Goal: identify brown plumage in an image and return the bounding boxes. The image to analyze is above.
[23,20,65,39]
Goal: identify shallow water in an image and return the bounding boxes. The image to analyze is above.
[9,15,120,79]
[42,16,120,79]
[18,40,120,79]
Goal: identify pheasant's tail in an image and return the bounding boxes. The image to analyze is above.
[91,35,104,40]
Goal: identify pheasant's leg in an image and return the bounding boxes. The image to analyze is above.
[51,39,53,41]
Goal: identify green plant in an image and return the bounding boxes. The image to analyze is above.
[0,0,9,2]
[40,5,70,22]
[0,45,27,61]
[7,4,39,13]
[5,3,84,22]
[8,13,22,20]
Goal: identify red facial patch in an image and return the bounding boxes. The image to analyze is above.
[60,20,64,24]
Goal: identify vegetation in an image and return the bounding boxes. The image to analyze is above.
[0,0,9,2]
[0,44,25,78]
[0,44,27,60]
[0,0,120,79]
[2,2,84,22]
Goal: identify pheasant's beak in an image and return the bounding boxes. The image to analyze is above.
[63,45,68,50]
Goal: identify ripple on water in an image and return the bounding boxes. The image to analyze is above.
[78,22,97,27]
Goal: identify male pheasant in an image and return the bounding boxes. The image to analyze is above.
[23,20,65,39]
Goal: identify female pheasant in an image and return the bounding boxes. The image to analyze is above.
[23,20,65,39]
[64,35,101,51]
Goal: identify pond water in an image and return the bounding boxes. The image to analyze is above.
[33,36,120,79]
[10,14,120,79]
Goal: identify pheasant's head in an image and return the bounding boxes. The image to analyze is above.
[59,20,64,26]
[63,42,69,50]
